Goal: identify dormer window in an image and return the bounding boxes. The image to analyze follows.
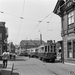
[68,11,74,25]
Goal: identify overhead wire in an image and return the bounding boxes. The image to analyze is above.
[27,22,41,39]
[26,12,53,39]
[0,1,58,43]
[15,0,25,44]
[0,11,20,18]
[43,13,54,35]
[41,0,69,38]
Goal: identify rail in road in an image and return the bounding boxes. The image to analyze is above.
[11,57,75,75]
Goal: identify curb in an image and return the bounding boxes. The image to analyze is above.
[64,62,75,66]
[0,63,14,75]
[10,64,14,75]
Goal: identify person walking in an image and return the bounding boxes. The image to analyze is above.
[2,51,9,68]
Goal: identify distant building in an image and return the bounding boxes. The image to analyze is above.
[54,0,75,62]
[20,40,46,50]
[7,42,15,53]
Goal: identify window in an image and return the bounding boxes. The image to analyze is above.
[0,44,2,55]
[54,46,56,52]
[67,41,72,58]
[48,46,49,52]
[45,46,47,52]
[51,45,52,52]
[73,40,75,58]
[0,33,2,40]
[68,11,74,25]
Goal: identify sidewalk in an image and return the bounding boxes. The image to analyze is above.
[64,62,75,66]
[63,59,75,66]
[0,61,13,75]
[55,57,75,66]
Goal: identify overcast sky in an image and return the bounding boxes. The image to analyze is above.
[0,0,62,44]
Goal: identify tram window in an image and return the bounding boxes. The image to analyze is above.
[54,46,56,52]
[51,46,52,52]
[42,47,44,50]
[45,46,47,52]
[59,49,61,52]
[48,46,49,52]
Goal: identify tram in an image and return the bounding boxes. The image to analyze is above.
[28,47,38,58]
[38,40,57,62]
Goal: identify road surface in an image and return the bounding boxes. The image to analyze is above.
[8,56,75,75]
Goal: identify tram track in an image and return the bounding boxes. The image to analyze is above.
[53,63,75,75]
[42,63,59,75]
[43,63,72,75]
[28,64,43,75]
[15,63,60,75]
[28,63,60,75]
[12,57,74,75]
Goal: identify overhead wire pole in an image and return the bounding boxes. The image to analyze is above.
[38,29,42,45]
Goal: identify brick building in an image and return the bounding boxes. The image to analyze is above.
[20,40,46,49]
[53,0,75,62]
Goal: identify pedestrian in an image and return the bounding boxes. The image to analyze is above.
[2,50,9,68]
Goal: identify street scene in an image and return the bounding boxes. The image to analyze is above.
[0,56,75,75]
[1,0,75,75]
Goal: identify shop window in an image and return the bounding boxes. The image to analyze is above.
[67,41,72,58]
[73,40,75,58]
[0,33,2,40]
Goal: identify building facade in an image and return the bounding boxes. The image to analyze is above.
[0,22,8,56]
[20,40,46,49]
[54,0,75,61]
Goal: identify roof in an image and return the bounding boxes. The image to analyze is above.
[53,0,65,14]
[20,40,46,46]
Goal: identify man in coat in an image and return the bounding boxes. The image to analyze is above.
[2,51,9,68]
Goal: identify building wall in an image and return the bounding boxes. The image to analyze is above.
[62,14,68,31]
[63,32,75,60]
[53,0,75,61]
[0,22,8,55]
[63,36,67,59]
[61,8,75,60]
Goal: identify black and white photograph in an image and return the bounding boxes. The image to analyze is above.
[0,0,75,75]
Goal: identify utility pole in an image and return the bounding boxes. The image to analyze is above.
[39,30,42,45]
[26,38,28,52]
[40,33,42,45]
